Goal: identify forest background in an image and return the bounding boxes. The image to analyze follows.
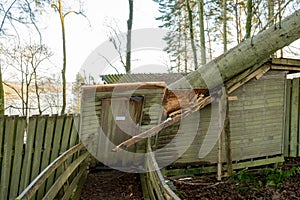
[0,0,299,117]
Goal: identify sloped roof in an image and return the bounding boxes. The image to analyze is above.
[100,73,186,85]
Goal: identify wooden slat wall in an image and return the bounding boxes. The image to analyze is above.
[156,70,286,167]
[0,114,80,200]
[80,83,166,169]
[285,77,300,157]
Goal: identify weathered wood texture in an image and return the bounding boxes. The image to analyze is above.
[156,70,286,167]
[140,139,180,200]
[80,82,166,168]
[0,114,81,200]
[16,143,89,200]
[285,77,300,157]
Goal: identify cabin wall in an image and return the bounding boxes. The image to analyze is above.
[155,70,286,166]
[80,84,166,168]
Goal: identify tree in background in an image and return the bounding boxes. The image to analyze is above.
[198,0,206,65]
[0,61,4,115]
[126,0,134,73]
[154,0,299,67]
[154,0,199,72]
[2,44,53,116]
[0,0,46,116]
[51,0,84,114]
[186,0,199,70]
[245,0,253,39]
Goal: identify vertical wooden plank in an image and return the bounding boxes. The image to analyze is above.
[60,115,73,153]
[37,115,56,199]
[0,116,16,200]
[55,115,73,185]
[68,115,80,166]
[298,79,300,157]
[290,78,299,157]
[9,116,26,198]
[284,79,291,156]
[69,115,79,148]
[20,116,37,191]
[45,115,65,192]
[31,115,46,181]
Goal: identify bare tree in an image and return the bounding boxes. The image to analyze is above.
[3,44,52,116]
[198,0,206,65]
[0,61,4,115]
[186,0,199,70]
[51,0,85,114]
[126,0,133,73]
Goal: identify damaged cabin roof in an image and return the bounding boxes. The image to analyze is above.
[101,58,300,86]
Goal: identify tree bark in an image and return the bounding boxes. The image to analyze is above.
[198,0,206,65]
[58,0,67,115]
[223,0,227,52]
[245,0,253,39]
[170,9,300,89]
[126,0,133,73]
[186,0,199,70]
[0,64,4,115]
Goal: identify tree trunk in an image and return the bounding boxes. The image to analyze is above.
[113,9,300,151]
[170,9,300,89]
[223,0,227,52]
[245,0,253,39]
[186,0,199,70]
[198,0,206,65]
[58,0,67,115]
[0,64,4,115]
[126,0,133,73]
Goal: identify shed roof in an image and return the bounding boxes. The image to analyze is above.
[100,58,300,86]
[100,73,185,85]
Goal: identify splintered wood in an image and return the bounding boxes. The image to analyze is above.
[112,88,211,152]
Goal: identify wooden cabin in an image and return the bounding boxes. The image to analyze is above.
[81,58,300,174]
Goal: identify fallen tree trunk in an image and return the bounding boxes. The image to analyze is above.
[170,9,300,89]
[113,9,300,152]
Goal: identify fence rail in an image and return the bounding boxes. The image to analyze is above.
[16,143,89,200]
[0,114,81,200]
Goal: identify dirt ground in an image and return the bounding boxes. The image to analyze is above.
[80,158,300,200]
[170,157,300,200]
[80,169,143,200]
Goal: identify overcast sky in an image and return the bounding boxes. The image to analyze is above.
[41,0,162,82]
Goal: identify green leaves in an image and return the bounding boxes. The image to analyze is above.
[231,166,300,189]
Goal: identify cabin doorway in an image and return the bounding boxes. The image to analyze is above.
[99,96,144,167]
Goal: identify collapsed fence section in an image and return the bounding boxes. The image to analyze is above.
[0,114,81,200]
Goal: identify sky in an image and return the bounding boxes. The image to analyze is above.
[41,0,164,82]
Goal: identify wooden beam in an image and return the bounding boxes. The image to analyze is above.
[217,91,226,181]
[271,58,300,66]
[227,64,271,94]
[271,65,300,71]
[224,91,232,176]
[82,82,166,93]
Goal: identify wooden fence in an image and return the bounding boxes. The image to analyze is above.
[285,77,300,157]
[0,114,82,200]
[16,143,89,200]
[141,139,180,200]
